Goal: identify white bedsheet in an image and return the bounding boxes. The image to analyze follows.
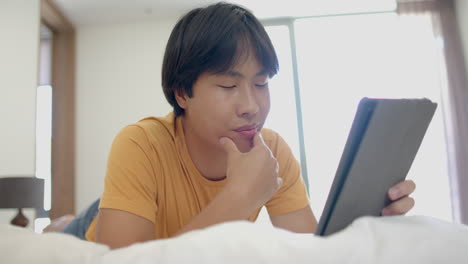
[1,215,468,264]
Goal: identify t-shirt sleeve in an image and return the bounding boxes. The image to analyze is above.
[264,131,310,216]
[99,125,158,224]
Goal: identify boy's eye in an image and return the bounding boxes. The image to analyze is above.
[218,85,236,89]
[256,83,268,88]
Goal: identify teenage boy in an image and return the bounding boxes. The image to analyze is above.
[84,2,416,249]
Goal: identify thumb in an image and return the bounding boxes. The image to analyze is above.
[219,137,240,157]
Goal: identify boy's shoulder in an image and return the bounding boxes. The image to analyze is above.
[260,128,285,153]
[136,113,176,136]
[260,128,296,164]
[117,113,177,145]
[260,127,277,142]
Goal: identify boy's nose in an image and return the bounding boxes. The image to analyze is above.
[237,85,259,118]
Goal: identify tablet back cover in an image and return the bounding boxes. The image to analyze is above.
[316,98,437,236]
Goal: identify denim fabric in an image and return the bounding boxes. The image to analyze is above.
[60,199,100,240]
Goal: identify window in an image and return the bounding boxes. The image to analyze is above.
[264,25,301,162]
[264,12,452,222]
[35,24,53,232]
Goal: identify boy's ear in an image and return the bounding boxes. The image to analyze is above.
[174,90,188,109]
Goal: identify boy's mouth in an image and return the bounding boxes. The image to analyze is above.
[235,128,257,138]
[234,124,258,138]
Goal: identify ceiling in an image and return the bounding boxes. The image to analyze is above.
[52,0,219,26]
[52,0,397,26]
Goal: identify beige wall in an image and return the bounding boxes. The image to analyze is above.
[75,19,175,212]
[0,0,40,225]
[455,0,468,79]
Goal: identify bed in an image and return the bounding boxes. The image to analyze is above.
[2,215,468,264]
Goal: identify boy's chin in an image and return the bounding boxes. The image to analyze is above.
[235,139,254,153]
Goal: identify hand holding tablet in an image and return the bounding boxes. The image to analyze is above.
[315,98,437,236]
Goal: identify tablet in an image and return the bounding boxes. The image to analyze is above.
[315,97,437,236]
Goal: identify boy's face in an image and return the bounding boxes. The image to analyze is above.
[177,51,270,153]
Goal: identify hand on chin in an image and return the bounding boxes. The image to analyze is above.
[233,137,254,153]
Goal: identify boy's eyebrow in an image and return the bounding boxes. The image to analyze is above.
[223,69,269,78]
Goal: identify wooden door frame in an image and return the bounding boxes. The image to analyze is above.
[41,0,76,219]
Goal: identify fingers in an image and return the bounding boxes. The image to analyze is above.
[381,196,415,216]
[276,177,283,191]
[388,180,416,201]
[219,137,240,156]
[383,180,416,216]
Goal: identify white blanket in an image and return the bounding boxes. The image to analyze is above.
[1,216,468,264]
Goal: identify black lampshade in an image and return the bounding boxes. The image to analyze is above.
[0,177,44,209]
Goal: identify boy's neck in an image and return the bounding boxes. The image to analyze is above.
[182,118,227,181]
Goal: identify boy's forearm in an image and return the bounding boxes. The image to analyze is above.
[175,186,258,236]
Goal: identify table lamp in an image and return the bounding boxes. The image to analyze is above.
[0,177,44,227]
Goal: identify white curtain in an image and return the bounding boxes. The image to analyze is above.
[398,0,468,225]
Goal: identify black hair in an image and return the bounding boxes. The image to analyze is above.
[161,2,279,116]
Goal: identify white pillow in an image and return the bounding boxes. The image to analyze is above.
[102,215,468,264]
[1,224,108,264]
[2,215,468,264]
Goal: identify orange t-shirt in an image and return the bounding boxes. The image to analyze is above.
[85,113,309,240]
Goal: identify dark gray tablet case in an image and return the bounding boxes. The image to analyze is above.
[315,97,437,236]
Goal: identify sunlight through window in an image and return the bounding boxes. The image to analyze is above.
[36,85,52,211]
[265,11,452,222]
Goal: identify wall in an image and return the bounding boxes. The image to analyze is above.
[75,19,175,212]
[0,0,40,225]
